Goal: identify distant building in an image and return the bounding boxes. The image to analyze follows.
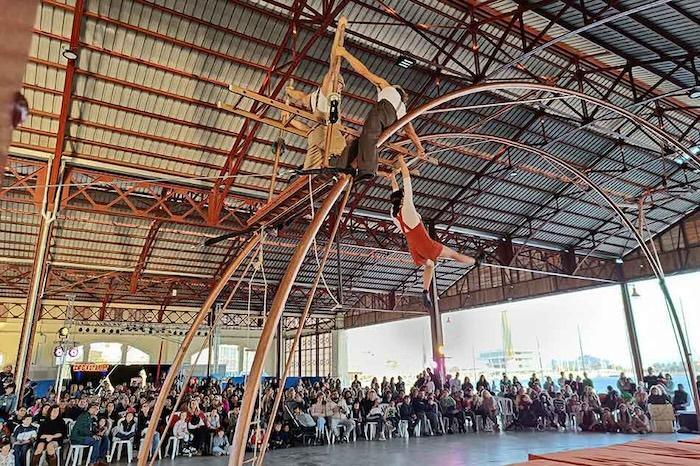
[478,311,539,373]
[479,349,539,372]
[551,354,615,371]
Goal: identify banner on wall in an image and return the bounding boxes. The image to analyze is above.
[72,363,110,372]
[69,364,171,387]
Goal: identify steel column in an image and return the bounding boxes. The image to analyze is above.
[620,283,644,383]
[658,278,700,428]
[275,316,284,379]
[429,267,445,386]
[137,234,260,466]
[230,176,350,466]
[14,200,56,406]
[14,0,86,405]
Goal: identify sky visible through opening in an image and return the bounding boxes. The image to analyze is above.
[346,270,699,392]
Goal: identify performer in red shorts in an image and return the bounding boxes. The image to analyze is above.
[387,155,481,308]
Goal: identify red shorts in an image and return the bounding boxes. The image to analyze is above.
[406,223,444,266]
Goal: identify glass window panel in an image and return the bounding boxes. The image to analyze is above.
[442,286,633,392]
[88,343,122,364]
[126,346,150,365]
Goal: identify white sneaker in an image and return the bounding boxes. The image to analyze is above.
[378,433,386,441]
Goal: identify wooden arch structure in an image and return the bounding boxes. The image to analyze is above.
[137,79,699,466]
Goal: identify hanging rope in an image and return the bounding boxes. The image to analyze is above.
[243,228,268,465]
[307,177,341,309]
[145,250,257,466]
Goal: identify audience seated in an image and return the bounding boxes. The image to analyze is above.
[0,362,690,464]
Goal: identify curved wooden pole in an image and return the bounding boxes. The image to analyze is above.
[230,175,350,466]
[378,81,700,169]
[255,181,352,466]
[137,234,260,466]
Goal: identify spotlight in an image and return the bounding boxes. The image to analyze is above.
[58,327,69,338]
[689,88,700,100]
[53,346,64,358]
[171,289,178,297]
[109,329,114,334]
[62,48,78,61]
[68,347,79,358]
[396,55,415,69]
[101,329,106,333]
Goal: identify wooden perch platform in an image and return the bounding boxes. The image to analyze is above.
[246,173,336,230]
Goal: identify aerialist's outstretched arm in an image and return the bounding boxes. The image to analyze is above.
[336,47,390,89]
[337,47,425,157]
[403,122,426,158]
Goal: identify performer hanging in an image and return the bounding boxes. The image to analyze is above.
[333,46,426,181]
[387,155,480,309]
[284,69,348,170]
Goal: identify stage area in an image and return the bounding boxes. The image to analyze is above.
[235,432,689,466]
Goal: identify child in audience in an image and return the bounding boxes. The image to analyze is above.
[211,429,229,456]
[173,412,194,456]
[383,400,400,434]
[0,440,13,466]
[269,422,285,450]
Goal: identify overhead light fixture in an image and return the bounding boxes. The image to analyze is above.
[396,55,415,69]
[689,88,700,100]
[62,48,78,61]
[54,346,64,358]
[68,347,79,358]
[171,289,178,297]
[690,144,699,156]
[58,327,69,338]
[615,258,624,264]
[631,285,640,298]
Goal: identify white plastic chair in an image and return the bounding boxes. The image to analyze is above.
[397,420,408,438]
[66,445,92,466]
[31,446,62,466]
[364,422,378,440]
[165,437,179,460]
[109,439,133,463]
[496,397,514,428]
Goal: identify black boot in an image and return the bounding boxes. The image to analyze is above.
[421,290,433,309]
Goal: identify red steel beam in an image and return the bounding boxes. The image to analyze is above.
[45,0,85,208]
[129,220,162,294]
[208,0,352,223]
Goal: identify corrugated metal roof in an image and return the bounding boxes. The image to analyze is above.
[3,0,699,314]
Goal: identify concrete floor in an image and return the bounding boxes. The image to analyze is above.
[171,431,695,466]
